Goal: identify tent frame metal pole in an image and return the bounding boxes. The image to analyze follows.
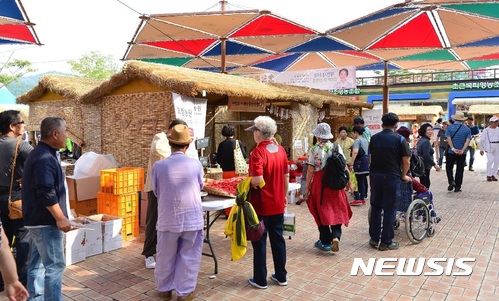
[382,60,389,114]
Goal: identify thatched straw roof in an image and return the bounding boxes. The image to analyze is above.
[468,105,499,115]
[80,61,371,109]
[16,75,105,104]
[390,105,444,116]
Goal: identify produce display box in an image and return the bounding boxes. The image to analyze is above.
[100,167,144,195]
[97,192,138,218]
[87,214,123,252]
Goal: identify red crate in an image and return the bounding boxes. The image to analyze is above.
[122,213,139,240]
[97,192,138,218]
[100,167,144,195]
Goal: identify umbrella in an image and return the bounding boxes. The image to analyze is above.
[327,0,499,111]
[0,0,40,45]
[123,5,319,73]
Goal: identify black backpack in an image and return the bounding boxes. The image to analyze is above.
[322,142,350,192]
[410,145,425,177]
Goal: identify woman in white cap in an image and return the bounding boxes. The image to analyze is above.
[479,116,499,181]
[304,123,352,252]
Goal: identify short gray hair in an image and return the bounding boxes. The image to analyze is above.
[254,116,277,139]
[40,117,65,139]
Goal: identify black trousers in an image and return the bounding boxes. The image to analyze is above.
[446,153,466,188]
[141,191,158,257]
[318,224,342,245]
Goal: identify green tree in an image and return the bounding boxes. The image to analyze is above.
[68,51,119,79]
[0,59,36,87]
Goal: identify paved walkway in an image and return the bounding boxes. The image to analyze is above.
[6,155,497,301]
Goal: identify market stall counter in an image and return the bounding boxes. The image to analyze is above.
[201,195,235,275]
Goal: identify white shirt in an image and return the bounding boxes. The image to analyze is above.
[480,126,499,152]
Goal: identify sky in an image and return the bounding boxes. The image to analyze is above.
[5,0,403,75]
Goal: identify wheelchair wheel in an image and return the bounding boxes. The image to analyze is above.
[405,199,430,244]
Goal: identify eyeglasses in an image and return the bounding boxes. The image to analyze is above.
[14,121,25,125]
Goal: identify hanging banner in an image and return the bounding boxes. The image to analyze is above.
[173,93,207,159]
[243,67,357,91]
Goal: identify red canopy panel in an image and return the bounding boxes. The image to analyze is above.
[143,39,216,56]
[369,13,442,49]
[231,15,315,37]
[0,24,36,43]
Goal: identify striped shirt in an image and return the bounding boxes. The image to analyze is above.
[445,122,471,155]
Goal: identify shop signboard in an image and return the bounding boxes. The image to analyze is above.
[228,97,266,112]
[451,81,499,90]
[329,106,346,116]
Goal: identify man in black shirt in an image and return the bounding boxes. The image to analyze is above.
[368,113,411,251]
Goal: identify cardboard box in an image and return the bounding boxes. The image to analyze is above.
[64,228,86,266]
[78,217,103,257]
[88,214,123,252]
[66,176,100,201]
[70,198,97,216]
[283,213,296,237]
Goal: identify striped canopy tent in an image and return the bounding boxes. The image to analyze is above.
[0,0,40,45]
[327,0,499,112]
[123,3,321,74]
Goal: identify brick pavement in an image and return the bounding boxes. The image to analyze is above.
[4,155,497,301]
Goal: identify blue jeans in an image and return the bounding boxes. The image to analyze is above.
[27,226,65,301]
[438,146,446,167]
[369,174,401,245]
[467,146,475,167]
[251,214,287,286]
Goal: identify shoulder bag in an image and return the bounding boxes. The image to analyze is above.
[234,140,249,175]
[245,188,265,242]
[8,139,23,220]
[444,124,463,156]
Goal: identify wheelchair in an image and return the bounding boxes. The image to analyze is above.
[368,181,438,244]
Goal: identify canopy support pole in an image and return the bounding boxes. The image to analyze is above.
[220,1,227,73]
[382,60,389,114]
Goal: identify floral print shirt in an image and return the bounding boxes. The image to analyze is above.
[306,140,346,172]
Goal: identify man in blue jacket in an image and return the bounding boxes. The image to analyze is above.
[22,117,71,301]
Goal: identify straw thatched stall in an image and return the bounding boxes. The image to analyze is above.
[390,105,444,124]
[77,60,371,169]
[468,105,499,115]
[16,75,104,150]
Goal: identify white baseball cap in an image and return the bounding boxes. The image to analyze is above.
[489,116,499,123]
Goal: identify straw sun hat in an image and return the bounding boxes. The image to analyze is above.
[167,124,193,145]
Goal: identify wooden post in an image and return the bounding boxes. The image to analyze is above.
[382,60,389,114]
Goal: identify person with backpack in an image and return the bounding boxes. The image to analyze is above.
[416,123,441,189]
[349,126,369,206]
[369,113,411,251]
[303,123,352,253]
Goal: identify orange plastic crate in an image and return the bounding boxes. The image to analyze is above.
[100,167,144,195]
[122,213,139,240]
[97,192,139,218]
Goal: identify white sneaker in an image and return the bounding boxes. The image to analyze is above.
[145,256,156,269]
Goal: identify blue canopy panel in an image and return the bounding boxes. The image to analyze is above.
[286,36,354,52]
[358,62,400,71]
[0,86,16,104]
[331,8,416,32]
[0,0,25,21]
[458,36,499,47]
[0,38,29,45]
[252,53,303,72]
[204,41,270,56]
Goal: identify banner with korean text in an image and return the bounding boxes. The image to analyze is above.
[173,93,207,159]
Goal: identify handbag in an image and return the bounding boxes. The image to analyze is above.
[246,188,265,242]
[444,124,463,156]
[8,138,23,220]
[234,140,248,175]
[470,138,477,149]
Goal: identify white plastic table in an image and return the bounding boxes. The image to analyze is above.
[201,195,235,275]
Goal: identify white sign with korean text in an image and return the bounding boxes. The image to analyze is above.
[362,109,383,134]
[173,93,207,159]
